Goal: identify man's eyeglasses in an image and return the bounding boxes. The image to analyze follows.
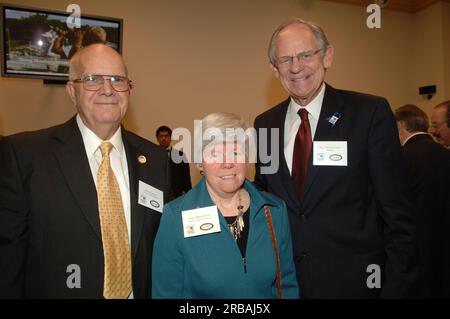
[72,74,132,92]
[275,49,322,67]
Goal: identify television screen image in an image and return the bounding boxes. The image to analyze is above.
[1,4,122,80]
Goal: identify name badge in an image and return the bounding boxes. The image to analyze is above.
[138,180,164,213]
[313,141,348,166]
[181,206,221,238]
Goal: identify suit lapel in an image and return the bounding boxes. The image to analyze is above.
[271,99,302,211]
[52,120,152,264]
[302,84,346,205]
[122,130,147,264]
[53,117,102,240]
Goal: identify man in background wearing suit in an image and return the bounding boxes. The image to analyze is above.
[395,104,450,298]
[430,101,450,149]
[0,44,171,298]
[254,18,418,298]
[156,125,192,198]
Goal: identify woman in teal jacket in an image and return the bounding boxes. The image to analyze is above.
[152,112,298,298]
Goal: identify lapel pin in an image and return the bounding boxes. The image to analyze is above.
[138,155,147,164]
[325,112,342,127]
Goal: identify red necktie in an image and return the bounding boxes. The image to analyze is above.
[292,108,312,195]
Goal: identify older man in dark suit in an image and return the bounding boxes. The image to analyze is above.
[254,18,418,298]
[395,104,450,298]
[0,44,171,298]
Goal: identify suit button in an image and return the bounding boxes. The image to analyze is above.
[300,214,306,221]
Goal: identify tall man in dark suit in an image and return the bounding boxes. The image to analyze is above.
[395,104,450,298]
[156,125,192,198]
[254,18,418,298]
[0,44,171,298]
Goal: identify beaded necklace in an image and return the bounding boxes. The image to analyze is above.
[227,190,245,241]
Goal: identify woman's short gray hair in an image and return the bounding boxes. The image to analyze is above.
[194,112,255,163]
[268,18,330,65]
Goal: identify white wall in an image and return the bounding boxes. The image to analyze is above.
[443,1,450,98]
[410,1,447,114]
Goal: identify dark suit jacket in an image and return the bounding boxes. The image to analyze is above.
[402,134,450,298]
[0,117,172,298]
[168,148,192,198]
[254,84,418,298]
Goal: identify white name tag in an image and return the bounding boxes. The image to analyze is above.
[181,206,221,238]
[138,180,164,213]
[313,141,348,166]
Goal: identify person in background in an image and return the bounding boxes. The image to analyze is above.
[51,25,109,60]
[68,26,108,59]
[254,18,418,298]
[430,101,450,149]
[0,44,171,298]
[152,112,298,298]
[156,125,192,198]
[83,26,107,46]
[394,104,450,298]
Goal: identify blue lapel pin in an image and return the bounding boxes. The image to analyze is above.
[325,112,342,127]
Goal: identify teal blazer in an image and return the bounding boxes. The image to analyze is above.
[152,178,299,298]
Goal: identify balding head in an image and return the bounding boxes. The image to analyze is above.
[69,44,128,80]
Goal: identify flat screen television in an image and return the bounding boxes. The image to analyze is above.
[0,3,123,81]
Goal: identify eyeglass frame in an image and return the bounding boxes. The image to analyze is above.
[274,48,323,67]
[71,74,133,92]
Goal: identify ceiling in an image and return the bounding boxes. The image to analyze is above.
[321,0,450,13]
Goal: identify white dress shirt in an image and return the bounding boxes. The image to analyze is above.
[76,115,131,241]
[77,115,134,298]
[284,83,326,174]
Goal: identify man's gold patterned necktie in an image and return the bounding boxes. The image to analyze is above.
[97,141,132,299]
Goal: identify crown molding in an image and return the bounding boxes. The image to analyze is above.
[321,0,450,13]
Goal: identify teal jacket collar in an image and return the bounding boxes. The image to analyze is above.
[176,177,279,221]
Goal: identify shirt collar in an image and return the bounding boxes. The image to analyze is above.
[76,114,124,157]
[402,131,429,146]
[288,83,326,121]
[181,177,280,219]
